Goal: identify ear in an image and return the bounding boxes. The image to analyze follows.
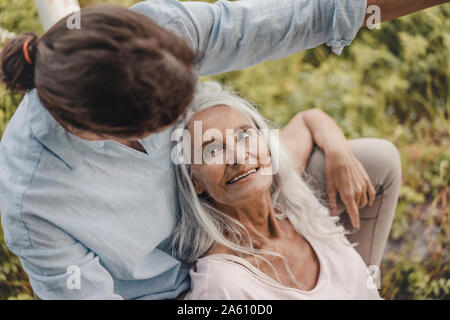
[192,178,204,195]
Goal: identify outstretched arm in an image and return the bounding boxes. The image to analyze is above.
[131,0,449,75]
[364,0,449,25]
[131,0,368,75]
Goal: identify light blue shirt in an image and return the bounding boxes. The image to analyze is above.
[0,0,367,299]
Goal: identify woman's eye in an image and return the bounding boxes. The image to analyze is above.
[204,146,215,158]
[237,129,254,142]
[204,143,223,160]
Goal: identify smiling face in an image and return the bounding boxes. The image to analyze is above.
[187,105,273,206]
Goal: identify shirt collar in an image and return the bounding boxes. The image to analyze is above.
[27,89,95,170]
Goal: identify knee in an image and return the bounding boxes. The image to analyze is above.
[350,138,402,192]
[376,139,401,172]
[365,139,402,191]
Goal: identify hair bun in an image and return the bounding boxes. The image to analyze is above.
[1,32,39,92]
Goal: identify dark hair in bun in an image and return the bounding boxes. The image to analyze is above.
[1,32,39,92]
[0,5,197,138]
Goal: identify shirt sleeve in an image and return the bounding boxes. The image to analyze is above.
[130,0,368,76]
[16,220,123,300]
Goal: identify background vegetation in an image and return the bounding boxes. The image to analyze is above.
[0,0,448,299]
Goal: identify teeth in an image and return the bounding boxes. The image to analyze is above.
[228,169,257,184]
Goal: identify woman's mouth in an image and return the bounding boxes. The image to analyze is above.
[226,167,260,185]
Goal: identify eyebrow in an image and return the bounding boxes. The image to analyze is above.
[238,124,252,131]
[201,138,215,149]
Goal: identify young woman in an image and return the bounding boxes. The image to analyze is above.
[171,82,398,299]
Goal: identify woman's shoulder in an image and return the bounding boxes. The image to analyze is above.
[185,256,261,300]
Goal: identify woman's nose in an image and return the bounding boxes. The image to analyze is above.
[226,142,249,165]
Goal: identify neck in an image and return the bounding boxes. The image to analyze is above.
[65,126,142,150]
[213,190,283,246]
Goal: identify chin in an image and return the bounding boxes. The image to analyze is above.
[227,173,273,202]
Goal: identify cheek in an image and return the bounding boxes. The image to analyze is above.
[260,173,273,189]
[245,134,271,164]
[255,142,271,166]
[192,165,226,194]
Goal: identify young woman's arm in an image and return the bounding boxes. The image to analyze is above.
[17,222,123,300]
[281,109,376,229]
[131,0,449,76]
[131,0,367,74]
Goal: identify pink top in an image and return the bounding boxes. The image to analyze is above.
[185,235,382,300]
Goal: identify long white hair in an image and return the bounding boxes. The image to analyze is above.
[171,81,350,285]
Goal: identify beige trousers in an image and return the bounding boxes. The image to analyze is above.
[304,138,402,267]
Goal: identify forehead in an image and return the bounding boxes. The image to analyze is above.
[187,105,253,134]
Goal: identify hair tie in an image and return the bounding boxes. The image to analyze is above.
[22,39,33,65]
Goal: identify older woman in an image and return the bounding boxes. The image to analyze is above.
[171,82,399,299]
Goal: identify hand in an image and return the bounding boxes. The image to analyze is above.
[324,143,376,229]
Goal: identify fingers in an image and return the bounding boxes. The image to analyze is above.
[358,159,377,206]
[341,194,360,229]
[359,187,368,208]
[367,181,376,206]
[359,178,376,208]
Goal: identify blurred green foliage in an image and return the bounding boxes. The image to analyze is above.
[0,0,448,300]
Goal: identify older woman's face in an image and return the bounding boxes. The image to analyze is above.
[187,105,273,206]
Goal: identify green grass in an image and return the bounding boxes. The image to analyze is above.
[0,0,449,300]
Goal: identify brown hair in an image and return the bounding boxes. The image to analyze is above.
[0,5,198,137]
